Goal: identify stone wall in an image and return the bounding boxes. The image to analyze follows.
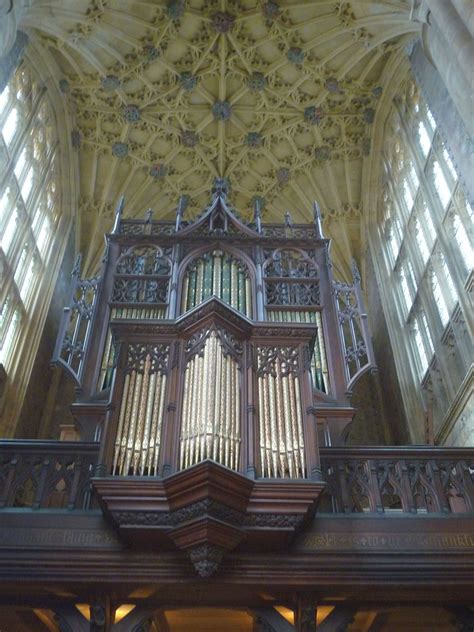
[15,234,76,439]
[347,251,410,445]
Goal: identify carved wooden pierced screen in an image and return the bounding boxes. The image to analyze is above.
[256,345,306,478]
[112,343,169,476]
[97,246,171,391]
[179,329,242,470]
[334,278,374,388]
[264,249,320,307]
[181,250,252,317]
[53,259,99,386]
[112,245,171,309]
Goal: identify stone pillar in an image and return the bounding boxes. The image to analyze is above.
[1,0,21,58]
[421,0,474,138]
[410,41,474,206]
[451,0,474,38]
[425,0,473,84]
[0,29,28,92]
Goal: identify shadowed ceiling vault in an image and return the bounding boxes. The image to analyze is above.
[21,0,418,275]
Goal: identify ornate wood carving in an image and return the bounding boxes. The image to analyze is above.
[124,343,170,375]
[256,345,301,377]
[0,441,98,510]
[92,460,325,577]
[320,447,474,514]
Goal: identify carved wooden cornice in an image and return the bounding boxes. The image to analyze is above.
[92,460,325,577]
[110,296,317,344]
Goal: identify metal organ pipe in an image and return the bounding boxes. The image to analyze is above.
[179,332,241,471]
[181,252,251,317]
[257,350,306,478]
[112,346,169,476]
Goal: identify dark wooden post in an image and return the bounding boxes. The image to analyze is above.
[245,342,257,478]
[159,339,183,476]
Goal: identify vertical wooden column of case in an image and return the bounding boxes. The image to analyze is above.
[315,243,354,446]
[300,341,322,480]
[244,340,257,478]
[160,338,182,477]
[71,239,120,444]
[167,244,181,320]
[82,239,119,397]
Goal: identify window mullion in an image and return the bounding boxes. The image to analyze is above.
[383,155,411,227]
[416,309,434,362]
[7,207,30,272]
[0,88,47,193]
[24,142,57,221]
[375,222,394,276]
[393,103,445,229]
[0,251,14,309]
[395,100,471,328]
[403,216,426,290]
[416,276,457,401]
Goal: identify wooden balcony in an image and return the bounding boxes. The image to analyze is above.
[0,440,473,607]
[1,441,473,515]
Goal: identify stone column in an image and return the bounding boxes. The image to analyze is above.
[425,0,473,83]
[451,0,474,38]
[421,0,474,137]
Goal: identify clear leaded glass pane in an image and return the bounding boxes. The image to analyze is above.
[379,75,469,438]
[0,62,60,368]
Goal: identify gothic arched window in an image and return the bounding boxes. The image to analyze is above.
[0,59,72,435]
[375,79,473,444]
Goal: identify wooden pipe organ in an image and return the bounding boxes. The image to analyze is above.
[53,183,375,574]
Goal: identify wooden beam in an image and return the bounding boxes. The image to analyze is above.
[53,605,89,632]
[314,605,357,632]
[252,607,295,632]
[113,605,155,631]
[153,610,171,632]
[367,613,389,632]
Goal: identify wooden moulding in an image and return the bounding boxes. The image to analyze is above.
[92,460,325,577]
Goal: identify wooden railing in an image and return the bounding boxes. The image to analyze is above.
[0,442,473,514]
[319,447,474,514]
[0,441,99,510]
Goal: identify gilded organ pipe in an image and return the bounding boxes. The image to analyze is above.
[112,344,169,476]
[179,331,241,471]
[264,309,329,394]
[257,348,306,478]
[182,253,251,317]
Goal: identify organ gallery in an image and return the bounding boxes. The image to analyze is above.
[0,0,473,628]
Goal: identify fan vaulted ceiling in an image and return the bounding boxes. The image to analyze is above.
[22,0,417,273]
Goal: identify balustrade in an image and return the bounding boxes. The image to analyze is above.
[319,447,474,514]
[0,440,99,510]
[1,442,472,515]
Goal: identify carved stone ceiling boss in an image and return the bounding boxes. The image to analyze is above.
[17,0,417,274]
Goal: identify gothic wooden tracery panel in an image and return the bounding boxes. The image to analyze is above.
[181,249,252,318]
[112,244,172,316]
[264,248,320,309]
